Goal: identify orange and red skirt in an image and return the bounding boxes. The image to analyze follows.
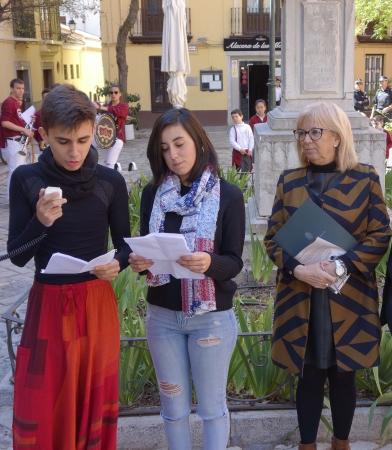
[13,279,120,450]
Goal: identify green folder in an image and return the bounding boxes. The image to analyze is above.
[272,199,358,257]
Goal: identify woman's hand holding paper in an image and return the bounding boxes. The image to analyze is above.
[176,252,211,274]
[293,261,337,289]
[129,252,154,273]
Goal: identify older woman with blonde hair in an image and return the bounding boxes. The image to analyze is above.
[265,101,391,450]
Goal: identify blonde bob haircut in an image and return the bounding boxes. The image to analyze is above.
[296,101,358,172]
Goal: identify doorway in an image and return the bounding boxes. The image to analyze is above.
[238,61,269,123]
[43,69,53,89]
[16,69,31,110]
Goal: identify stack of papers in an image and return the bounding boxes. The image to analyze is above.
[125,233,205,279]
[41,249,116,274]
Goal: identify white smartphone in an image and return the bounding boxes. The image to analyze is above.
[45,187,62,198]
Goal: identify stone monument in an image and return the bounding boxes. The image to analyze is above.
[249,0,386,233]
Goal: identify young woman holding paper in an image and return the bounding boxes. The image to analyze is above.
[264,102,392,450]
[129,108,245,450]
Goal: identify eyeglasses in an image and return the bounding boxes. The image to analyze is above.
[293,128,325,142]
[110,91,119,94]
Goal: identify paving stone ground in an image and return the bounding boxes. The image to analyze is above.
[0,128,386,448]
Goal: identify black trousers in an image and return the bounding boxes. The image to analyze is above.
[296,364,356,444]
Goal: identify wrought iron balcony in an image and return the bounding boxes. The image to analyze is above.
[40,6,61,41]
[129,7,192,44]
[12,9,36,39]
[230,6,281,37]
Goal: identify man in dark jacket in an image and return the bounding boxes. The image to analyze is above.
[353,78,369,112]
[370,75,392,122]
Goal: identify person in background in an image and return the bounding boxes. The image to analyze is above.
[249,99,268,131]
[34,88,50,151]
[1,78,35,197]
[229,108,254,172]
[264,101,391,450]
[275,76,282,106]
[248,99,267,165]
[353,79,369,113]
[93,84,128,169]
[370,75,392,123]
[8,84,131,449]
[372,115,392,160]
[129,107,245,450]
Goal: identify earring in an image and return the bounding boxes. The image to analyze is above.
[202,146,205,152]
[334,144,338,148]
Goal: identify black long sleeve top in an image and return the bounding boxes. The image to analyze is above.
[138,179,245,311]
[7,163,131,284]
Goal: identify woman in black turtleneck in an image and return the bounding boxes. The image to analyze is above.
[264,102,391,450]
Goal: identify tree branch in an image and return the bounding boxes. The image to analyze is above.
[116,0,139,94]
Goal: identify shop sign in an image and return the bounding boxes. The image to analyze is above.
[223,34,281,52]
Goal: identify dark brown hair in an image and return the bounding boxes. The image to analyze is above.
[231,109,243,116]
[41,84,96,133]
[10,79,24,87]
[147,108,220,187]
[373,115,384,124]
[50,83,61,90]
[255,99,267,108]
[42,88,50,96]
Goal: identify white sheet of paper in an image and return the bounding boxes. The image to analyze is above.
[41,249,115,274]
[209,81,222,89]
[125,233,205,279]
[201,74,213,82]
[294,237,349,294]
[20,105,36,125]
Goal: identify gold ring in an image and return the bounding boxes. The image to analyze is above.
[325,283,329,287]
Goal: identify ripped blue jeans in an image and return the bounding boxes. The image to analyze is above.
[146,304,237,450]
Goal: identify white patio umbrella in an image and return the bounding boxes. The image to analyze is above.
[161,0,191,108]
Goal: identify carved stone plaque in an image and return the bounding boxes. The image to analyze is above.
[302,1,339,93]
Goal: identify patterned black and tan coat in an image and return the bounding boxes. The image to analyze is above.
[264,163,392,377]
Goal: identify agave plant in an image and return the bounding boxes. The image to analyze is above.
[229,298,288,400]
[247,223,274,283]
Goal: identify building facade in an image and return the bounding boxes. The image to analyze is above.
[0,5,104,112]
[100,0,282,127]
[354,23,392,102]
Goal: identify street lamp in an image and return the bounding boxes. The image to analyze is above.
[68,19,76,33]
[266,0,276,111]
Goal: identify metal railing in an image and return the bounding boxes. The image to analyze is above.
[12,8,36,39]
[40,6,61,41]
[1,289,294,411]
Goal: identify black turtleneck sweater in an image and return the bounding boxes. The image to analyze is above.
[7,159,131,284]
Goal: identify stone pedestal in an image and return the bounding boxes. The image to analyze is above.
[249,0,387,233]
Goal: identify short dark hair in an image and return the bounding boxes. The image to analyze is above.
[10,79,24,87]
[373,115,384,124]
[50,83,61,90]
[231,109,243,116]
[42,88,50,96]
[41,84,96,133]
[255,99,267,108]
[147,108,220,187]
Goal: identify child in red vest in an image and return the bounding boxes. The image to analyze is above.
[248,99,268,131]
[372,115,392,159]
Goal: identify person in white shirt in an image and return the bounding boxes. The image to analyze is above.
[276,77,282,106]
[229,108,254,172]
